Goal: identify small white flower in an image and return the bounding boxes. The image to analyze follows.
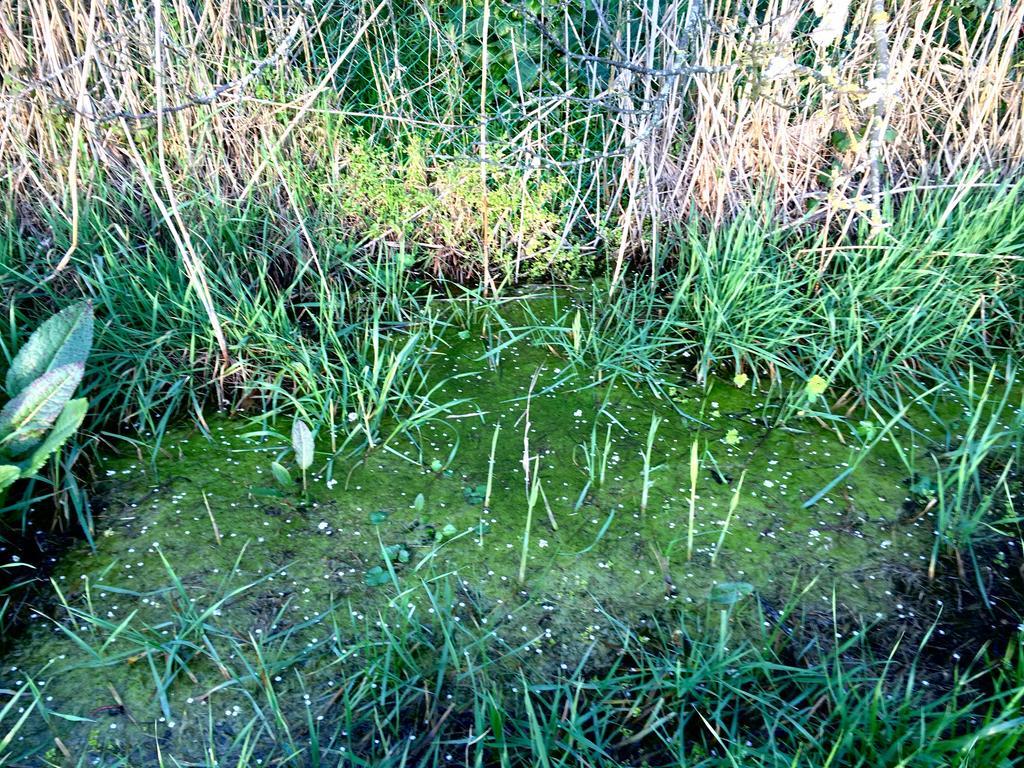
[347,412,358,423]
[538,539,549,549]
[317,521,329,531]
[573,409,583,418]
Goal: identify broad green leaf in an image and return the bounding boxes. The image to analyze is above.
[6,302,93,396]
[0,465,20,493]
[709,581,754,605]
[271,462,292,487]
[0,363,84,457]
[364,566,389,587]
[463,484,486,504]
[250,486,285,498]
[830,129,854,153]
[17,398,88,477]
[292,420,314,470]
[504,55,540,90]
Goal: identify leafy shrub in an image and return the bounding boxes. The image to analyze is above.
[331,136,580,279]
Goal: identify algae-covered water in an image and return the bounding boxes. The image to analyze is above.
[0,292,982,760]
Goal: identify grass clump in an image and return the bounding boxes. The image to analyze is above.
[334,136,578,281]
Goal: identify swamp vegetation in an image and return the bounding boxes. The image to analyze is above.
[1,0,1023,765]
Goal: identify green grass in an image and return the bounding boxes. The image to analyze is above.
[2,178,1022,563]
[0,273,1020,765]
[2,568,1021,767]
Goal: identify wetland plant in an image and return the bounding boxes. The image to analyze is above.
[270,418,315,494]
[292,419,314,493]
[0,302,92,505]
[928,365,1023,583]
[576,412,614,496]
[1,3,1023,762]
[519,457,541,585]
[712,471,745,566]
[484,421,500,511]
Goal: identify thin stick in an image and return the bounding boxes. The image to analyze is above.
[479,0,495,295]
[711,471,744,566]
[687,439,699,561]
[519,457,540,584]
[47,0,98,279]
[484,421,501,512]
[867,0,892,228]
[202,491,222,546]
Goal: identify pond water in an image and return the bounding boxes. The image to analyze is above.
[0,291,1013,761]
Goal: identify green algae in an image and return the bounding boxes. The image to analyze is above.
[0,293,962,761]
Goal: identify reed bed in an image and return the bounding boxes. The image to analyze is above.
[2,0,1021,283]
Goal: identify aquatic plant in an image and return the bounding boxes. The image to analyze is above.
[926,364,1024,586]
[291,419,314,494]
[267,418,316,495]
[687,439,700,561]
[0,303,92,504]
[1,292,1021,764]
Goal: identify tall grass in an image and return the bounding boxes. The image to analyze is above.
[2,178,1020,547]
[1,202,455,456]
[2,0,1021,284]
[3,2,1021,446]
[487,181,1024,409]
[925,364,1024,583]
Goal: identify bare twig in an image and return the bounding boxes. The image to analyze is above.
[866,0,891,227]
[99,5,309,123]
[523,5,735,79]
